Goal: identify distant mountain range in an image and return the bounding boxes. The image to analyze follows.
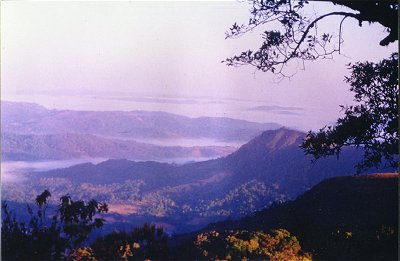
[1,132,236,162]
[3,128,380,233]
[1,101,280,141]
[1,101,281,161]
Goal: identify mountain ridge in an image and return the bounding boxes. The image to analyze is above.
[1,101,281,141]
[1,132,236,162]
[3,128,385,234]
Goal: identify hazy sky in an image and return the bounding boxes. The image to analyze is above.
[1,1,397,129]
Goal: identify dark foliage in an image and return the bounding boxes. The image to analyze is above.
[91,223,169,260]
[301,53,398,173]
[1,190,108,261]
[57,195,109,249]
[224,0,398,76]
[200,174,398,260]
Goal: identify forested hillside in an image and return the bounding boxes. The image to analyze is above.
[173,174,398,260]
[3,128,378,233]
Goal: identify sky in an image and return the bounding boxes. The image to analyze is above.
[1,1,397,130]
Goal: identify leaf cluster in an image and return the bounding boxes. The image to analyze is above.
[301,53,398,173]
[194,228,311,260]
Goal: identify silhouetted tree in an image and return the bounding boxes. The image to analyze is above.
[224,0,398,77]
[224,0,398,172]
[301,53,398,172]
[57,195,108,249]
[1,190,108,261]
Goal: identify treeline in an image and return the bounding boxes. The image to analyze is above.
[3,178,398,261]
[3,178,281,220]
[1,190,309,260]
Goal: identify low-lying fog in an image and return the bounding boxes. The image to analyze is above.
[1,154,225,183]
[1,158,106,183]
[111,136,245,147]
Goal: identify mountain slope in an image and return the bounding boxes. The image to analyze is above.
[3,128,388,233]
[220,128,365,197]
[200,174,398,260]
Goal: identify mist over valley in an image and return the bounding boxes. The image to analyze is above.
[2,126,374,234]
[2,101,393,235]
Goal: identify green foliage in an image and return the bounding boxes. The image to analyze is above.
[68,247,98,261]
[2,177,285,223]
[1,190,108,261]
[196,180,285,218]
[301,53,398,172]
[193,229,311,260]
[91,223,169,261]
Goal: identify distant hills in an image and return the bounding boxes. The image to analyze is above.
[1,101,280,141]
[1,101,281,162]
[3,128,380,233]
[1,132,236,162]
[2,101,397,259]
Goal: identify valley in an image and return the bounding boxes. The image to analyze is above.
[1,101,397,260]
[2,126,370,234]
[2,1,397,259]
[1,101,281,162]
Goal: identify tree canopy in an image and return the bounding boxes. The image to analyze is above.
[224,0,398,77]
[193,229,311,260]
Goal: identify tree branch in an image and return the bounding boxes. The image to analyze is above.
[283,11,360,64]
